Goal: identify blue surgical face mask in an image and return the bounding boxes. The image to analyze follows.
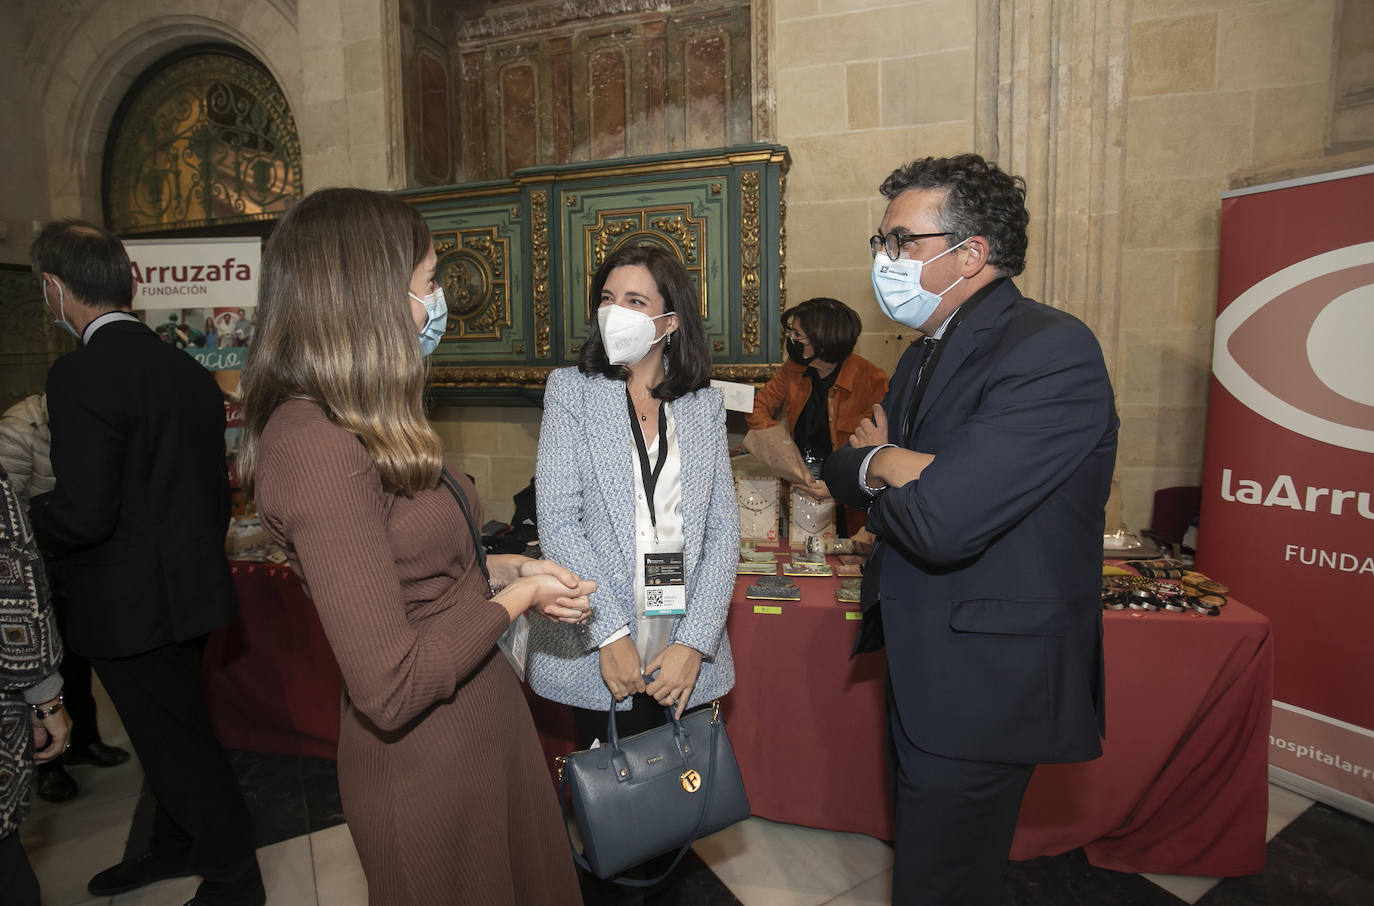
[410,287,447,356]
[44,277,81,340]
[870,237,968,330]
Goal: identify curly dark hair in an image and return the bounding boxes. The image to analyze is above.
[879,154,1029,276]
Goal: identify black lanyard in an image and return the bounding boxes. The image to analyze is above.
[626,388,668,533]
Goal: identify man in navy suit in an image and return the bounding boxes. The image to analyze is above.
[825,155,1118,905]
[28,220,263,906]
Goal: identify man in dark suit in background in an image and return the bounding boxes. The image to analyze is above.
[825,155,1118,905]
[28,220,263,906]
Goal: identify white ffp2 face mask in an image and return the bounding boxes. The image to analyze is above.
[870,238,968,330]
[597,305,672,365]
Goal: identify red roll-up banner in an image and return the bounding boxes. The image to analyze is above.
[1199,165,1374,815]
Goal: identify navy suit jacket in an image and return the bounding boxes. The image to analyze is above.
[30,320,237,659]
[826,279,1118,765]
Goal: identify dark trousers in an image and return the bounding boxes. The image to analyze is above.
[92,638,262,902]
[36,583,100,783]
[0,830,40,906]
[888,681,1035,906]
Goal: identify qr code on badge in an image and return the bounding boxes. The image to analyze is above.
[646,588,664,608]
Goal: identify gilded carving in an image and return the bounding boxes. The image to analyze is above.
[709,363,773,382]
[649,215,699,263]
[428,365,555,387]
[433,227,511,339]
[778,167,787,313]
[531,190,552,358]
[739,169,761,354]
[591,216,645,268]
[583,206,707,318]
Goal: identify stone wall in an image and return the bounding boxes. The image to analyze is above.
[0,4,53,266]
[5,0,1370,528]
[1114,0,1350,528]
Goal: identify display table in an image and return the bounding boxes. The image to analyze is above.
[721,560,1273,877]
[204,562,342,760]
[208,556,1273,876]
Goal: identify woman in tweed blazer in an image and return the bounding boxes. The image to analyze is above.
[529,245,739,748]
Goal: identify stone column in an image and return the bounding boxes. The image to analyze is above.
[976,0,1129,377]
[298,0,406,191]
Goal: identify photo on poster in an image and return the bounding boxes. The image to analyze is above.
[134,306,256,351]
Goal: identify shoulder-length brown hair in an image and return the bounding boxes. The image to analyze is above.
[237,187,443,497]
[577,244,711,400]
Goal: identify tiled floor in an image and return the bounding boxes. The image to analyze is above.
[18,681,1374,905]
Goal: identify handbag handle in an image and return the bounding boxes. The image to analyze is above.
[439,468,488,583]
[605,703,690,755]
[559,703,723,887]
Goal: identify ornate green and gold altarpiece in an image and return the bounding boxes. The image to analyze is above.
[397,143,789,404]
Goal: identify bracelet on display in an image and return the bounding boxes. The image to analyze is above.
[32,695,64,718]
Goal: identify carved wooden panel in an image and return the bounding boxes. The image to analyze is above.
[560,181,724,358]
[416,0,752,183]
[398,144,788,402]
[423,203,527,362]
[417,48,451,183]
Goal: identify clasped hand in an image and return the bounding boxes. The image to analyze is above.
[490,555,595,624]
[600,637,702,719]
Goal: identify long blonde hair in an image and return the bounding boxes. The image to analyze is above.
[238,187,443,497]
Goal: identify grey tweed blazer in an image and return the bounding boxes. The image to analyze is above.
[528,367,739,711]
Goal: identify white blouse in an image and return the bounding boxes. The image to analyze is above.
[599,402,685,670]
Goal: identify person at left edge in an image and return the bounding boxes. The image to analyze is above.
[528,242,739,759]
[27,219,264,906]
[1,464,72,906]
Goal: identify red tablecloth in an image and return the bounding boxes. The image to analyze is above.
[209,557,1272,876]
[204,562,341,760]
[721,559,1273,877]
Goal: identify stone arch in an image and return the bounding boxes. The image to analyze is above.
[34,2,300,221]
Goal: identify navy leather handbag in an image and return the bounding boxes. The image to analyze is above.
[557,701,750,884]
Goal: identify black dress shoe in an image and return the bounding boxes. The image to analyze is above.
[35,762,79,802]
[88,850,196,896]
[63,740,132,767]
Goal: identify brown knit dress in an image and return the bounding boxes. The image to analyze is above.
[254,400,581,906]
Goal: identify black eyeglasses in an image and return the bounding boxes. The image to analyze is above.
[869,230,953,261]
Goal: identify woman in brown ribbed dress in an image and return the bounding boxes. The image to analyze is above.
[237,188,591,906]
